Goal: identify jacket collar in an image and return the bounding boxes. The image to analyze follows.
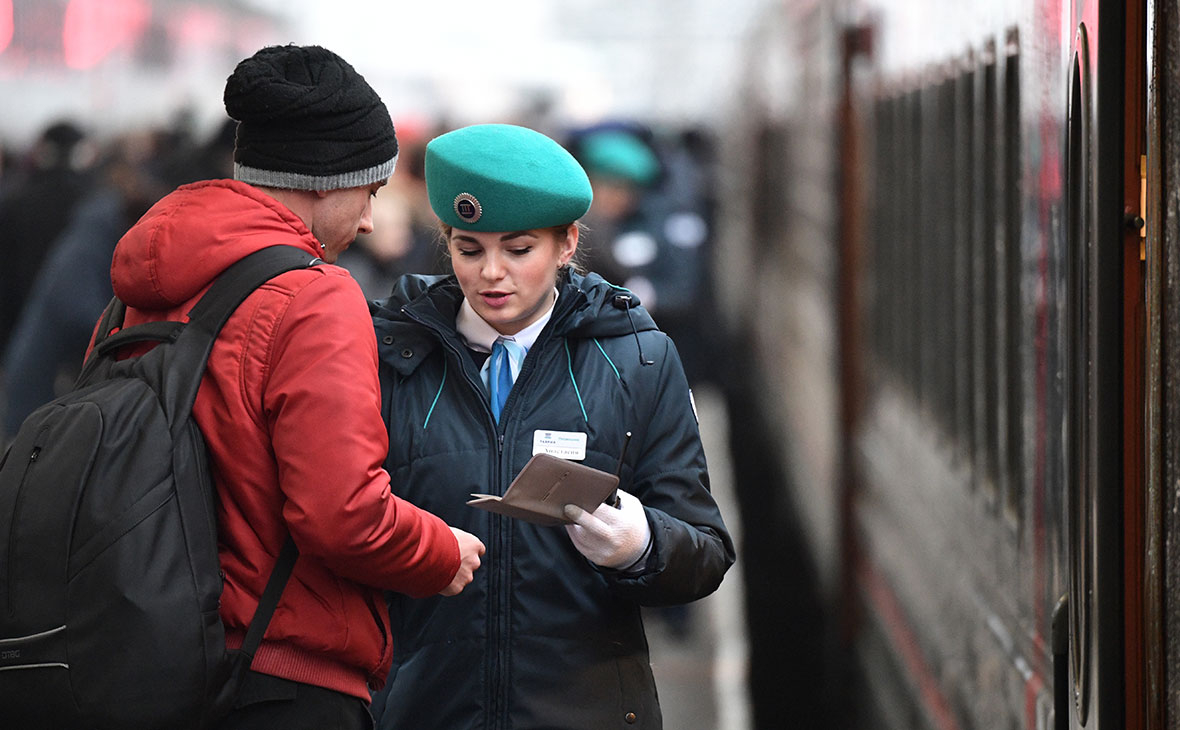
[454,291,559,354]
[371,270,660,376]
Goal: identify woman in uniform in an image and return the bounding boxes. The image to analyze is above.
[369,123,734,729]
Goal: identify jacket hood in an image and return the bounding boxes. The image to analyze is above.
[111,179,322,310]
[371,270,659,342]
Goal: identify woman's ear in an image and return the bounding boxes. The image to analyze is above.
[558,223,579,266]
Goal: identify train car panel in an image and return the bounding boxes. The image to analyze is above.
[717,0,848,596]
[716,0,1165,726]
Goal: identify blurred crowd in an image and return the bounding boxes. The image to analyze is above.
[0,115,233,441]
[0,113,721,469]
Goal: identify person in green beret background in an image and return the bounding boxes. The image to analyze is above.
[368,123,735,729]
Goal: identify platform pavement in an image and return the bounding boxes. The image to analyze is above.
[645,384,751,730]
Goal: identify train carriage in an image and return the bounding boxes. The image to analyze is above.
[716,0,1179,727]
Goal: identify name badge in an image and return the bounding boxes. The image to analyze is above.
[532,430,588,461]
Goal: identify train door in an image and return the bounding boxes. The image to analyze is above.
[1060,0,1147,727]
[1119,0,1150,727]
[1140,0,1168,726]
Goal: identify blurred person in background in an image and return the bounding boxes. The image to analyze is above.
[574,125,662,288]
[338,124,448,299]
[368,122,734,730]
[338,188,431,299]
[1,119,235,442]
[0,120,96,355]
[336,190,441,300]
[0,144,10,195]
[391,125,450,251]
[573,124,716,390]
[576,125,722,641]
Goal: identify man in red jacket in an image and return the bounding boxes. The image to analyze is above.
[101,45,485,729]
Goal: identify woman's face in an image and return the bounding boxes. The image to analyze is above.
[448,225,577,335]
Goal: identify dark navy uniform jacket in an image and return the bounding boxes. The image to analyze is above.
[370,270,735,730]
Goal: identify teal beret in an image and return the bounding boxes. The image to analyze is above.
[425,124,593,231]
[580,131,660,187]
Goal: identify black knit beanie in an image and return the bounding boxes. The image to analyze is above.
[224,44,398,191]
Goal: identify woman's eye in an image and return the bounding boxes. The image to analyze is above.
[509,247,533,256]
[457,249,480,257]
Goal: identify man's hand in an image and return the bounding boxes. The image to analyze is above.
[440,527,485,596]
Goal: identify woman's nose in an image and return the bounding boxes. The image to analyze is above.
[482,251,505,280]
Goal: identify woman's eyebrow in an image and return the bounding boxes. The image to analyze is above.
[451,231,533,244]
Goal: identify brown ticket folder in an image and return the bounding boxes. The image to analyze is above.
[467,453,620,526]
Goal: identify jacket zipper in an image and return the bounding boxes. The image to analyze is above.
[486,336,550,728]
[399,302,565,728]
[400,305,510,725]
[365,591,390,672]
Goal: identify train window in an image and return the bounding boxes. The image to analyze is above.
[955,56,977,467]
[868,84,926,400]
[977,39,1000,497]
[865,39,1025,527]
[883,87,922,395]
[1002,28,1024,524]
[938,73,958,438]
[886,93,903,378]
[870,94,895,376]
[866,42,1028,522]
[915,80,931,418]
[920,74,958,438]
[751,124,789,258]
[904,87,923,395]
[886,94,902,378]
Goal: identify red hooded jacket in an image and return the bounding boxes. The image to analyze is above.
[99,179,460,700]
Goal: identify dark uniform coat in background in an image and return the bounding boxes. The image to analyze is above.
[370,270,735,730]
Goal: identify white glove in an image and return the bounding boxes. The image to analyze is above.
[563,489,652,569]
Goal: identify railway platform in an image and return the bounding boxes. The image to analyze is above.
[646,385,751,730]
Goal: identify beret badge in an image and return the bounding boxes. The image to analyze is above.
[453,192,482,223]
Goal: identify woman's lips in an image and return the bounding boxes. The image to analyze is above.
[481,291,511,307]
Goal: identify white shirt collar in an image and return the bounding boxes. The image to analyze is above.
[456,289,559,353]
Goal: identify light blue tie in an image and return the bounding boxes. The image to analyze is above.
[487,338,525,423]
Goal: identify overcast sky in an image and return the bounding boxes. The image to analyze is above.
[244,0,769,127]
[0,0,771,146]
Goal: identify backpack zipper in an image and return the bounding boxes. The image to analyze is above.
[4,427,50,615]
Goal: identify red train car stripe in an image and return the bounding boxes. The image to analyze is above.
[859,558,963,730]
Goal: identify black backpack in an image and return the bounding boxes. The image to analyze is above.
[0,246,319,729]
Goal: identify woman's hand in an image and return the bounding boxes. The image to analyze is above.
[563,489,651,569]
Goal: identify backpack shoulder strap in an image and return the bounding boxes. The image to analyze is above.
[240,536,299,661]
[78,246,322,389]
[175,248,318,670]
[185,250,318,671]
[184,246,323,342]
[157,246,322,426]
[77,297,175,382]
[91,296,127,350]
